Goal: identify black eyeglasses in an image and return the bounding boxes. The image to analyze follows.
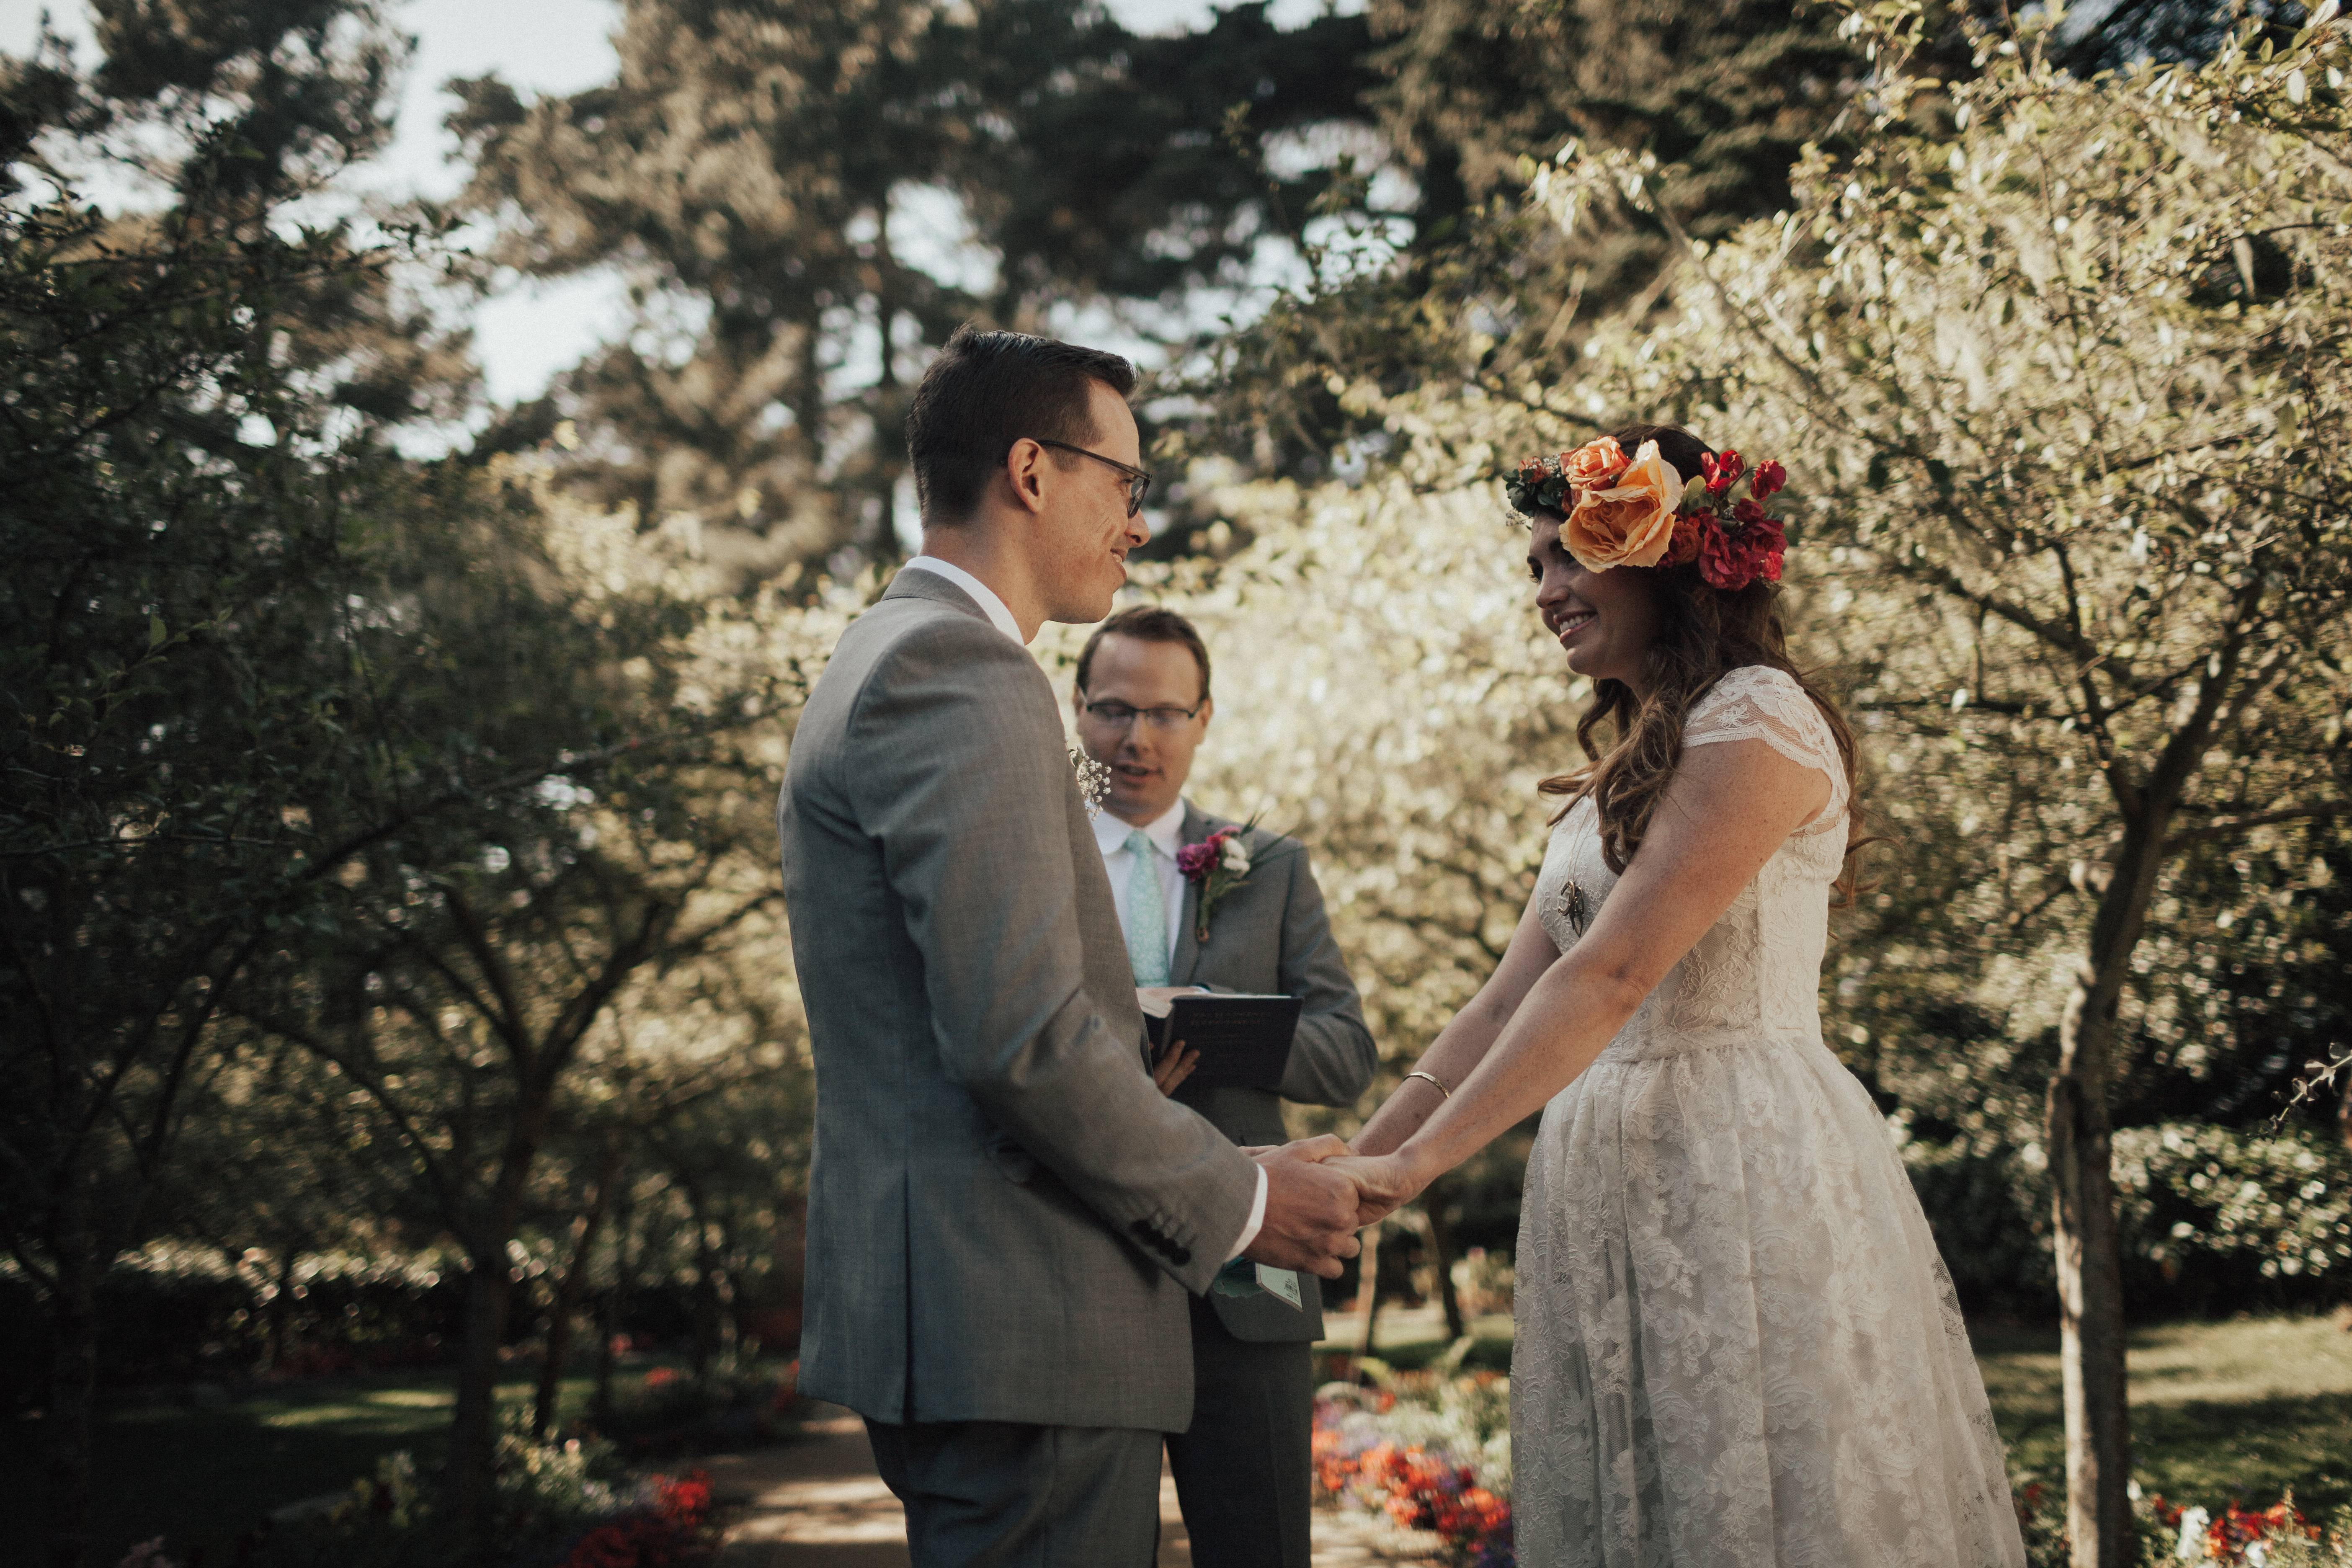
[1080,699,1202,731]
[1035,438,1153,517]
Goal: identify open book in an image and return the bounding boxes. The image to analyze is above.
[1140,991,1303,1091]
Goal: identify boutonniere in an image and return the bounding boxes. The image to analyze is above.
[1176,817,1300,943]
[1070,749,1111,820]
[1176,826,1253,943]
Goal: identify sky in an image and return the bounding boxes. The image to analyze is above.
[0,0,1363,410]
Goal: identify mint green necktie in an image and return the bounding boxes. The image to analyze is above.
[1124,829,1169,986]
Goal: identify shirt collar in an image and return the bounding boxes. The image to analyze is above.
[900,555,1024,645]
[1092,797,1186,858]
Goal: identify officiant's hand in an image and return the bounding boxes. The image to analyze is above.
[1243,1135,1363,1278]
[1151,1039,1199,1095]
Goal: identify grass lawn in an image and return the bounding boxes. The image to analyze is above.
[1331,1305,2352,1517]
[1974,1314,2352,1517]
[1,1369,599,1565]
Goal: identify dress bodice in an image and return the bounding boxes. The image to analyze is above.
[1532,665,1850,1060]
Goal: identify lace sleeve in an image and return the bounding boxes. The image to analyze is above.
[1684,666,1849,831]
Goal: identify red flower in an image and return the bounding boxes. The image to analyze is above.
[1732,497,1768,529]
[1176,829,1237,884]
[1662,513,1702,565]
[1700,449,1746,494]
[1750,459,1787,500]
[1700,512,1786,591]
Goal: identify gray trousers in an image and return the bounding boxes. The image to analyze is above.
[865,1417,1165,1568]
[1165,1294,1317,1568]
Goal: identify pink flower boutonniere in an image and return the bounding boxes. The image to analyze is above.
[1176,826,1255,944]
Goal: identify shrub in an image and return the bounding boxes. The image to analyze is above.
[245,1426,712,1567]
[594,1359,800,1455]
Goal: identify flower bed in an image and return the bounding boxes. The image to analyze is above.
[1313,1359,1513,1568]
[113,1426,720,1568]
[2013,1478,2349,1567]
[600,1359,800,1456]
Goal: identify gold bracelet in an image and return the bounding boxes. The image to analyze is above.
[1403,1069,1452,1100]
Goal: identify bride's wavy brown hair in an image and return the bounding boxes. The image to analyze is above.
[1536,424,1872,903]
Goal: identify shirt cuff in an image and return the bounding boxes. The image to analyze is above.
[1226,1163,1269,1262]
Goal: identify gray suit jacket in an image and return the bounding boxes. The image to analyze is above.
[1169,803,1377,1342]
[779,572,1259,1432]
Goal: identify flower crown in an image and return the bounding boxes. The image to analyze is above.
[1504,436,1791,592]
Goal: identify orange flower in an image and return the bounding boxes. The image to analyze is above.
[1566,439,1682,569]
[1563,436,1628,489]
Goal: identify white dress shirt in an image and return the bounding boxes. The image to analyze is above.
[900,555,1024,644]
[1093,796,1266,1262]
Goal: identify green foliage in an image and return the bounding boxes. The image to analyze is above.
[451,0,1385,583]
[2118,1124,2352,1292]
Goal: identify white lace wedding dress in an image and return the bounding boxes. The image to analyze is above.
[1511,666,2025,1567]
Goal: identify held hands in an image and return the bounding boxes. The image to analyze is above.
[1241,1136,1363,1278]
[1238,1137,1431,1276]
[1322,1153,1422,1230]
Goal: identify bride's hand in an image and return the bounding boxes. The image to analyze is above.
[1322,1152,1424,1230]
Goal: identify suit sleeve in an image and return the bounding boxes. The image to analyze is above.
[846,619,1256,1292]
[1266,834,1379,1108]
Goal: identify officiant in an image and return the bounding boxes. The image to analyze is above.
[1073,604,1377,1568]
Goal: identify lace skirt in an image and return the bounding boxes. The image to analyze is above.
[1510,1030,2026,1568]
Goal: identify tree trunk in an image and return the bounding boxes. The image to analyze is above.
[265,1245,298,1374]
[2048,985,2132,1568]
[43,1205,99,1568]
[533,1148,622,1439]
[2049,796,2178,1567]
[446,1243,520,1558]
[592,1180,635,1426]
[1354,1222,1383,1360]
[1422,1199,1467,1342]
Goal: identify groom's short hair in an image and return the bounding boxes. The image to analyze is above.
[907,324,1138,524]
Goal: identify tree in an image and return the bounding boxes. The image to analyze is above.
[0,193,431,1568]
[1274,4,2351,1556]
[449,0,1383,584]
[230,472,827,1550]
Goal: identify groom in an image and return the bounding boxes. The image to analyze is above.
[779,325,1365,1568]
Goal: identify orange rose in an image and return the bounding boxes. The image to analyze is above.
[1562,436,1628,489]
[1565,439,1682,569]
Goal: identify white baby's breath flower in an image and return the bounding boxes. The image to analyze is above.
[1221,838,1251,874]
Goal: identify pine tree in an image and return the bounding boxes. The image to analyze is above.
[449,0,1380,586]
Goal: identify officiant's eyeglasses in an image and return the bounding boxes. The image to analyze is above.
[1080,700,1201,731]
[1035,438,1153,516]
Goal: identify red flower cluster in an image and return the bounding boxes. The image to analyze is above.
[1316,1432,1511,1564]
[2134,1491,2319,1564]
[558,1472,713,1568]
[2208,1496,2318,1560]
[1176,827,1242,885]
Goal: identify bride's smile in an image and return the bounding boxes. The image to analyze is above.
[1526,512,1662,693]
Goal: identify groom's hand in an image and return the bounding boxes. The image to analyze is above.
[1242,1136,1362,1278]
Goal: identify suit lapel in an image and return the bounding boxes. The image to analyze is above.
[1172,802,1221,985]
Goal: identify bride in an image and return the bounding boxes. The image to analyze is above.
[1335,425,2026,1566]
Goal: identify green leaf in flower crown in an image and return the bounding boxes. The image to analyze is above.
[1680,475,1711,513]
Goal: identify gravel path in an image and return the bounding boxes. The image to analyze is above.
[704,1407,1443,1568]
